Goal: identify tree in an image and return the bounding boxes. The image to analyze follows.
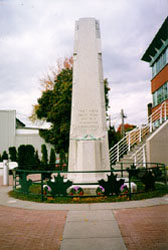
[59,149,66,166]
[41,144,48,166]
[34,150,41,169]
[108,126,122,149]
[49,148,56,170]
[31,57,110,154]
[104,78,110,112]
[9,146,17,161]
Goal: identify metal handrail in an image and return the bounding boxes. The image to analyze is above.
[109,101,168,166]
[130,143,146,167]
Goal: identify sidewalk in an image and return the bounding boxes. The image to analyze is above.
[60,210,127,250]
[0,184,168,250]
[1,185,168,210]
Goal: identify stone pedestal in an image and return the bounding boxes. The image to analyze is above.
[68,18,110,183]
[69,139,107,183]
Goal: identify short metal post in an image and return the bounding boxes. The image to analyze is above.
[41,173,44,202]
[3,160,9,186]
[13,170,16,190]
[145,162,148,169]
[128,171,132,200]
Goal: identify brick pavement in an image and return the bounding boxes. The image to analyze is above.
[0,206,67,250]
[1,174,168,249]
[114,205,168,250]
[0,175,13,186]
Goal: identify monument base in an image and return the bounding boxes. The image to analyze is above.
[68,139,109,183]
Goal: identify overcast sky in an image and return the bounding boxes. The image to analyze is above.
[0,0,168,128]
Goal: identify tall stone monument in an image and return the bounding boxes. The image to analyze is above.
[68,18,110,183]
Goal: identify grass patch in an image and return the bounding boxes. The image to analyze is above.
[9,183,168,204]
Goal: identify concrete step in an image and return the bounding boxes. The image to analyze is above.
[119,157,134,163]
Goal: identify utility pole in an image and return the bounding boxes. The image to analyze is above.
[121,109,127,137]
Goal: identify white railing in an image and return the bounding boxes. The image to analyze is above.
[109,101,168,166]
[130,143,146,167]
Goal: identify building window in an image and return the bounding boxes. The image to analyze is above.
[157,88,162,103]
[153,91,158,106]
[163,83,168,100]
[152,81,168,107]
[152,47,168,78]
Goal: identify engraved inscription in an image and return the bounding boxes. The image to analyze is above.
[78,109,99,129]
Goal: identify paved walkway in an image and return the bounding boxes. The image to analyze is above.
[114,205,168,250]
[0,184,168,249]
[0,205,67,250]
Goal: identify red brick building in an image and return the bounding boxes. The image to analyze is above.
[117,123,136,134]
[142,17,168,123]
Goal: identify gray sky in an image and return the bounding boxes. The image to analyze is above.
[0,0,168,128]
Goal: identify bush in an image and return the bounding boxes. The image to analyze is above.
[18,145,26,168]
[9,146,17,161]
[40,145,51,178]
[2,150,8,160]
[34,150,41,169]
[41,144,48,166]
[18,144,36,170]
[25,145,36,167]
[60,150,66,166]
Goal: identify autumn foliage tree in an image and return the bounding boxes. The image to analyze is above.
[30,57,110,154]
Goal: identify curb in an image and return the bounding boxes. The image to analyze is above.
[0,186,168,210]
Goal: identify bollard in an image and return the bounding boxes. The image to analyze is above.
[3,160,9,186]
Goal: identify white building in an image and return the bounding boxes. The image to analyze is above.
[0,110,53,157]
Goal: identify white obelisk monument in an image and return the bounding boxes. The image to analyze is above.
[68,18,110,183]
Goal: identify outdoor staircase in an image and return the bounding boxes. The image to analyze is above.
[109,101,168,171]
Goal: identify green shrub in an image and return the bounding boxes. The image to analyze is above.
[25,145,36,167]
[18,144,36,170]
[34,150,41,169]
[41,144,48,166]
[18,145,26,168]
[2,150,8,160]
[60,150,66,166]
[9,146,17,161]
[49,148,56,170]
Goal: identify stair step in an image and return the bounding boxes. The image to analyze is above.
[120,157,134,162]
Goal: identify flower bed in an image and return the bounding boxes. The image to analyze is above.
[69,186,84,196]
